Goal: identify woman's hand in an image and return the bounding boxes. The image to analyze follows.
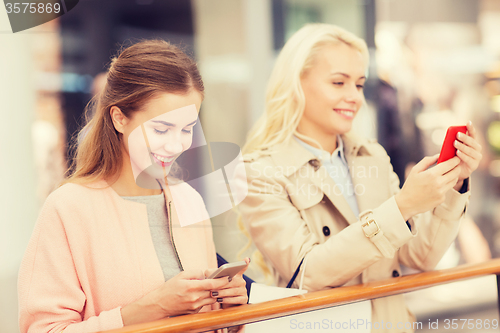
[453,121,482,191]
[121,269,232,326]
[205,257,250,308]
[206,258,250,333]
[395,155,461,221]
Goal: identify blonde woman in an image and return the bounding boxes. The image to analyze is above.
[239,24,482,332]
[18,40,248,333]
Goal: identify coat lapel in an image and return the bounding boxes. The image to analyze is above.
[348,156,391,212]
[309,166,358,224]
[271,137,357,225]
[343,133,392,213]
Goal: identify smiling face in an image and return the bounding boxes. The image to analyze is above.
[120,90,202,183]
[298,42,366,148]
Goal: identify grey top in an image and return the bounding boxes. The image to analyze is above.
[121,192,182,281]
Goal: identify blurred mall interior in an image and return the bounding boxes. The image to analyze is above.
[2,0,500,331]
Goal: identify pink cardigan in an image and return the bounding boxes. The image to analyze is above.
[18,180,218,333]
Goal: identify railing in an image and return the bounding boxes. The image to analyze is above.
[101,258,500,333]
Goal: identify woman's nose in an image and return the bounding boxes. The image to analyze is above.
[163,137,183,155]
[344,84,363,104]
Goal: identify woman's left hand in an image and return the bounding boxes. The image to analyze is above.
[453,121,482,191]
[204,258,250,333]
[204,257,250,307]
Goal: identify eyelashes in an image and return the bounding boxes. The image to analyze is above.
[153,128,192,135]
[154,128,168,135]
[332,82,364,89]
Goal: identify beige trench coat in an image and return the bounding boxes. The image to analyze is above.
[238,133,470,333]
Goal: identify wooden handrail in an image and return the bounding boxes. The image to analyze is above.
[101,258,500,333]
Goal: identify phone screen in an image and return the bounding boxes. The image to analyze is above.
[207,261,247,279]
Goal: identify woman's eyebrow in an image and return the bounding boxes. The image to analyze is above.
[330,72,366,80]
[150,120,197,127]
[331,72,349,78]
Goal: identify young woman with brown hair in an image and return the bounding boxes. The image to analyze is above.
[18,40,248,333]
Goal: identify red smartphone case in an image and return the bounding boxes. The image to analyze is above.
[437,126,468,164]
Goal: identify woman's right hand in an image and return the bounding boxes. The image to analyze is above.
[121,269,231,326]
[395,155,461,221]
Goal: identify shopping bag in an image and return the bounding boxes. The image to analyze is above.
[245,256,371,333]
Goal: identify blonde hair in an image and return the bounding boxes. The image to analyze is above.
[243,23,369,154]
[240,24,369,281]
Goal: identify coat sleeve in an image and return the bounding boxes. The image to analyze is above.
[239,154,469,291]
[392,169,471,271]
[239,158,414,291]
[18,193,124,333]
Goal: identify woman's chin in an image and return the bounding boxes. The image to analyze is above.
[324,115,354,134]
[325,124,352,136]
[135,164,172,189]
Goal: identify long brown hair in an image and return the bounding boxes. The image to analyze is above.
[63,39,204,185]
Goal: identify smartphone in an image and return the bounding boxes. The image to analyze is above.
[437,126,468,164]
[207,261,247,279]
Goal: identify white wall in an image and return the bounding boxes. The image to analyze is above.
[192,0,274,281]
[0,9,38,332]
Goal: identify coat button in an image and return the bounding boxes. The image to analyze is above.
[392,270,400,277]
[322,226,331,236]
[309,159,321,171]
